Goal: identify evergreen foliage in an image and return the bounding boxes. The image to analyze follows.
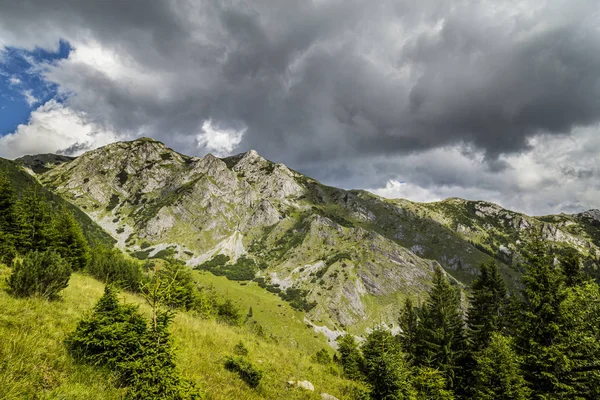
[146,260,197,310]
[66,285,148,368]
[8,250,71,299]
[472,333,529,400]
[558,247,587,287]
[195,254,256,280]
[398,298,420,365]
[66,285,201,399]
[411,367,454,400]
[313,348,333,365]
[361,326,412,400]
[0,168,17,263]
[466,262,508,353]
[224,356,263,388]
[416,267,466,390]
[86,246,142,291]
[336,333,365,381]
[15,188,56,254]
[515,237,569,397]
[216,298,242,325]
[51,208,91,271]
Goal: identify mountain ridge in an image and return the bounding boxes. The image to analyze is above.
[26,137,600,333]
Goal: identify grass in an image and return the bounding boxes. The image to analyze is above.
[0,265,363,399]
[193,271,328,354]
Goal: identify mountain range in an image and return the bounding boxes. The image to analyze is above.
[10,137,600,335]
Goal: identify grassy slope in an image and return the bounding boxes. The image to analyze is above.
[193,271,328,353]
[0,266,362,400]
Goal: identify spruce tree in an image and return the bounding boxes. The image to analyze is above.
[557,281,600,398]
[472,333,529,400]
[411,366,454,400]
[466,262,508,353]
[8,250,71,299]
[515,236,569,397]
[416,267,466,390]
[15,188,56,254]
[66,284,148,367]
[0,169,16,263]
[362,326,413,400]
[398,298,420,365]
[557,247,587,287]
[336,333,365,381]
[52,208,90,271]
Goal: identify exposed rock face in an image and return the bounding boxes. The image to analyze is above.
[39,138,600,333]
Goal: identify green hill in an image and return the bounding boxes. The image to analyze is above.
[0,265,364,399]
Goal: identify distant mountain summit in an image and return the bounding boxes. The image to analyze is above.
[32,137,600,333]
[15,153,74,174]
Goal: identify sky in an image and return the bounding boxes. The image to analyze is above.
[0,0,598,216]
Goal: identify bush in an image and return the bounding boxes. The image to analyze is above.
[233,341,249,357]
[313,348,332,365]
[217,299,242,326]
[145,260,196,310]
[224,356,263,388]
[7,250,71,299]
[66,285,148,368]
[87,246,142,292]
[66,285,201,399]
[195,254,256,281]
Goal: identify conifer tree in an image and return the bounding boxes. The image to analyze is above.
[556,281,600,398]
[398,298,420,365]
[515,236,569,397]
[336,333,365,381]
[52,207,90,271]
[466,262,508,353]
[66,284,148,367]
[8,250,71,299]
[0,169,16,263]
[15,188,56,254]
[558,247,587,287]
[411,366,454,400]
[362,326,413,400]
[416,267,466,390]
[472,333,529,400]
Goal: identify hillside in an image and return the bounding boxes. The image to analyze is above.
[0,157,114,248]
[37,138,600,333]
[0,265,362,399]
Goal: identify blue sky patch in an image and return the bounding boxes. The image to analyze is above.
[0,40,71,135]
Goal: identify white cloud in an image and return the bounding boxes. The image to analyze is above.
[196,119,245,156]
[8,76,21,85]
[369,128,600,215]
[0,100,122,159]
[22,89,39,106]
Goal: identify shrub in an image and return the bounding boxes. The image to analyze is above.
[106,194,120,211]
[66,285,148,368]
[217,298,242,326]
[87,246,142,292]
[313,348,332,365]
[224,356,263,388]
[66,285,202,399]
[233,341,249,357]
[7,250,71,299]
[195,254,256,281]
[146,261,196,310]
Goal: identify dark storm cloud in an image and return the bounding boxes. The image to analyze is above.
[1,0,599,213]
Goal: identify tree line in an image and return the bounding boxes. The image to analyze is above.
[336,238,600,399]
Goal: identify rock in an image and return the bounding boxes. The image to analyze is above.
[287,380,314,391]
[321,394,339,400]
